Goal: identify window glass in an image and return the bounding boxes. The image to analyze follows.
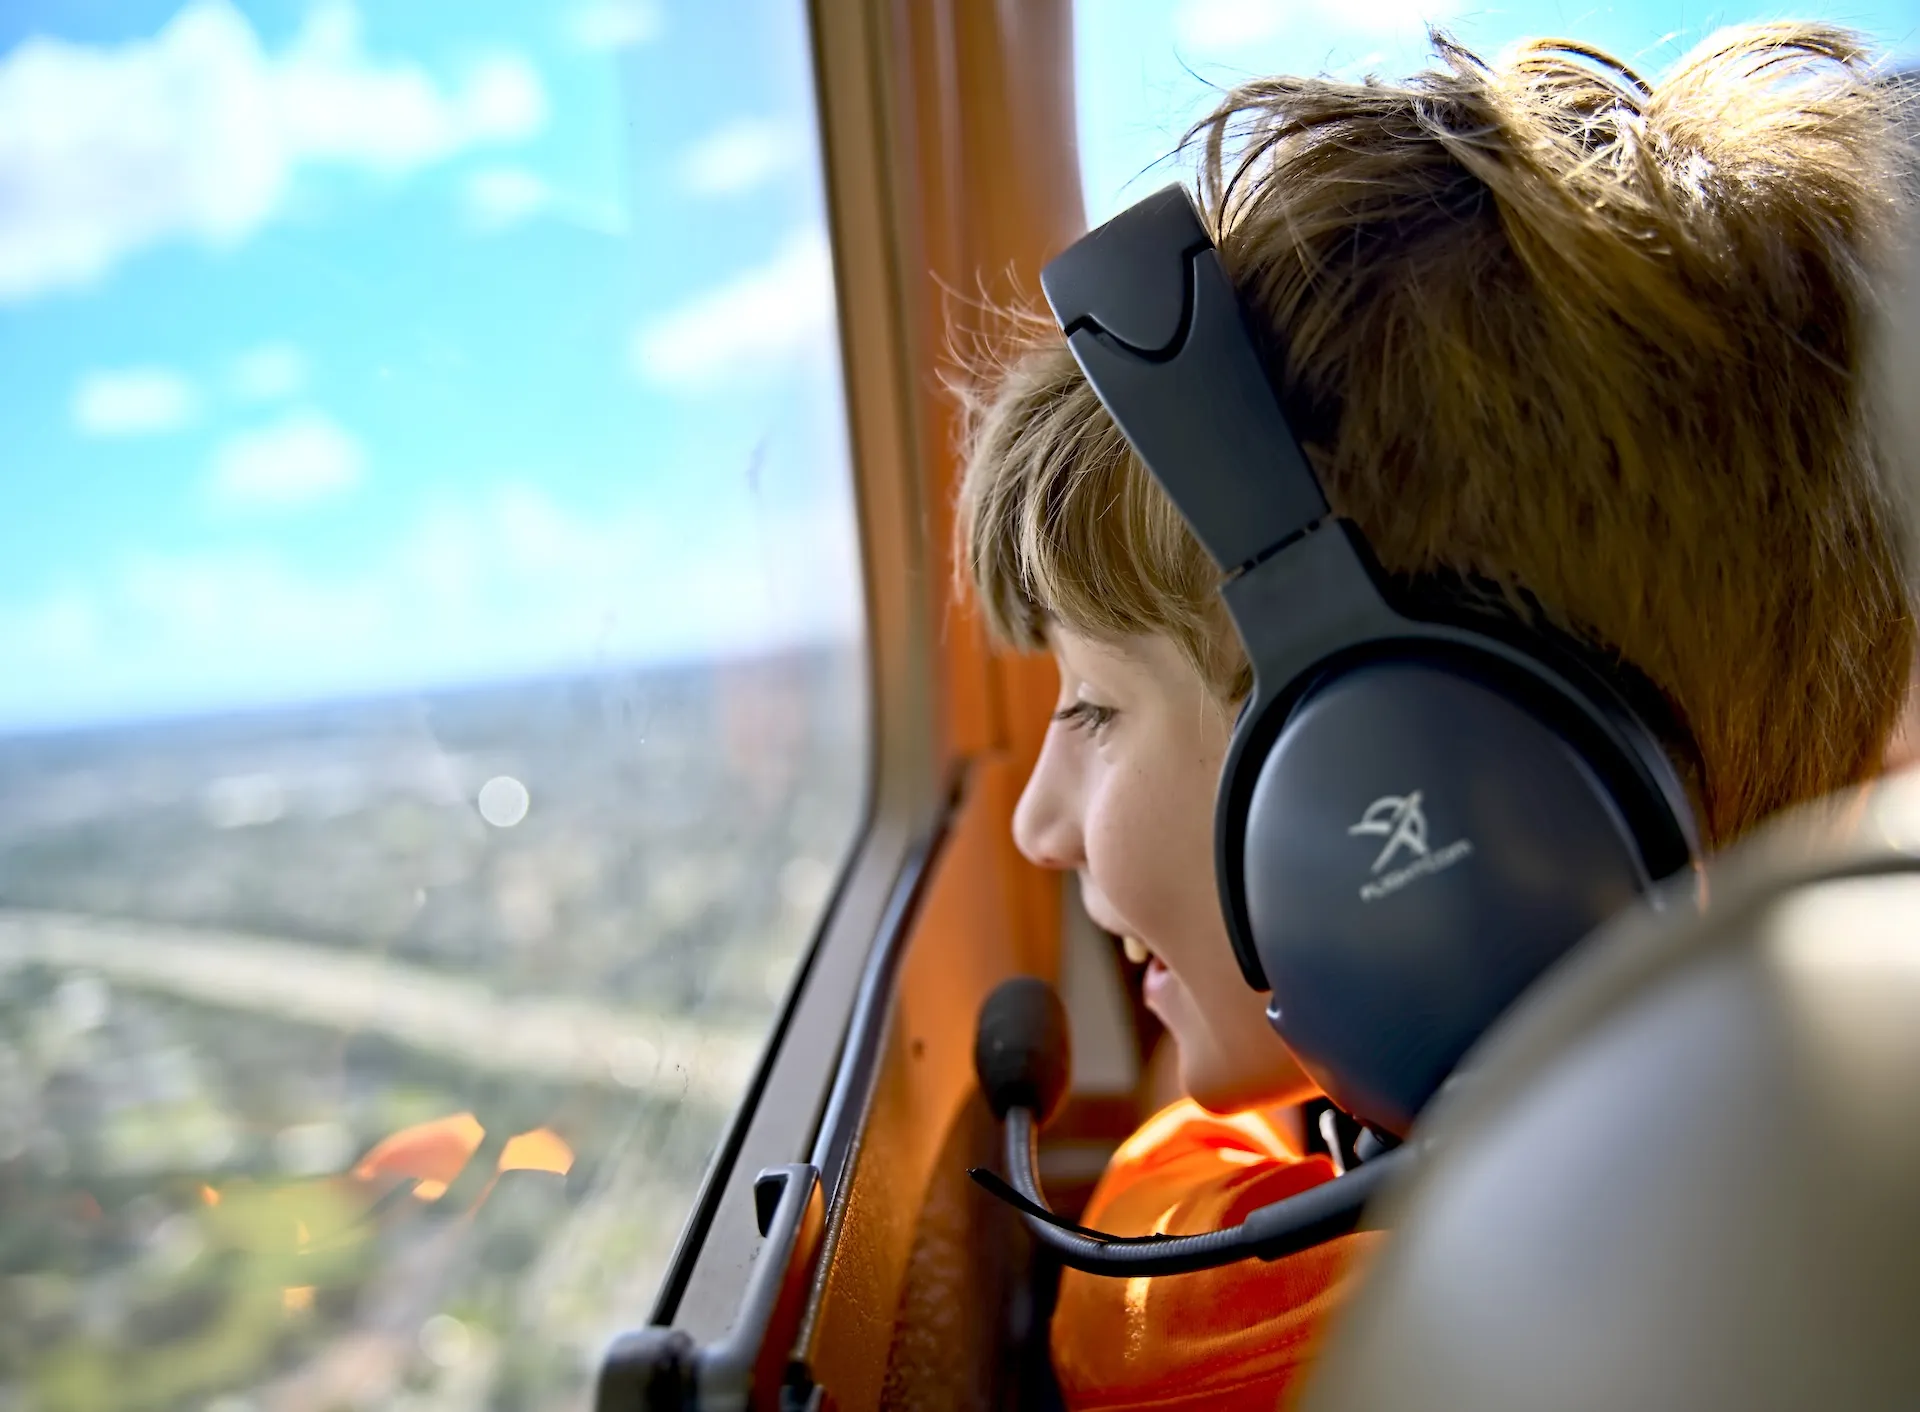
[0,3,864,1407]
[1077,0,1920,222]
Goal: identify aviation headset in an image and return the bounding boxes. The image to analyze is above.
[1037,184,1704,1140]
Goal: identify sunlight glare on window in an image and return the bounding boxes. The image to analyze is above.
[478,773,532,827]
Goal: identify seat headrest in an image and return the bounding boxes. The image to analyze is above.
[1300,772,1920,1412]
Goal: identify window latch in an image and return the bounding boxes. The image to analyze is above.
[594,1163,826,1412]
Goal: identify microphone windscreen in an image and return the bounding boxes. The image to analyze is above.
[974,976,1072,1125]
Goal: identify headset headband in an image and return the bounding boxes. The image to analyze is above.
[1041,185,1325,576]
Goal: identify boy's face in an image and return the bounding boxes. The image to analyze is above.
[1014,626,1316,1114]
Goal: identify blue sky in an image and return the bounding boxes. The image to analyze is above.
[3,1,1916,732]
[1079,0,1920,221]
[0,0,855,730]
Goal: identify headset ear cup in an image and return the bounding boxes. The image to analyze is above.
[1237,657,1678,1137]
[1217,694,1281,993]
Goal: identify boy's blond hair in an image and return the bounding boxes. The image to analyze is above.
[960,23,1915,847]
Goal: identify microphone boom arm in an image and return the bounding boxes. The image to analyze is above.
[970,1106,1411,1276]
[968,1111,1204,1245]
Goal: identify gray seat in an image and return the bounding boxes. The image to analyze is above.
[1301,770,1920,1412]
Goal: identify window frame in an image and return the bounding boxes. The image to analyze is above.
[645,0,957,1344]
[636,0,1083,1395]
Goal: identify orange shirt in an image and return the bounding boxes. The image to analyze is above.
[1050,1101,1381,1411]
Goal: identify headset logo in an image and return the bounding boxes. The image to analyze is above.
[1350,792,1430,873]
[1349,791,1474,902]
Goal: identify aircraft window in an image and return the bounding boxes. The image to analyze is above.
[1075,1,1920,223]
[0,3,862,1408]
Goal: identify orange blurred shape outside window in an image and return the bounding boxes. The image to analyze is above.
[353,1111,486,1188]
[499,1127,575,1176]
[350,1113,574,1206]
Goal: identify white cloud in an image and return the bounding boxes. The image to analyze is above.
[0,482,863,728]
[208,409,366,509]
[272,4,545,176]
[71,367,201,436]
[1174,0,1456,48]
[463,166,551,230]
[565,1,662,53]
[679,117,805,198]
[0,0,549,303]
[459,54,547,140]
[1175,0,1286,48]
[632,230,837,391]
[229,342,308,402]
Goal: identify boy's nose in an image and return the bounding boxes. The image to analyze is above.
[1013,746,1082,871]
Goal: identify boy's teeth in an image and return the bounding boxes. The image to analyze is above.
[1121,935,1150,965]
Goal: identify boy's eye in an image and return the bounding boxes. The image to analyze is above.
[1053,701,1117,735]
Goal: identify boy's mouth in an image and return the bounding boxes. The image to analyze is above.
[1122,935,1173,998]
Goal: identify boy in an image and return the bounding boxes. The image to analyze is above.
[959,23,1914,1411]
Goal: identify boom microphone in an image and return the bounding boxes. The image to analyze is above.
[968,978,1411,1276]
[974,975,1072,1124]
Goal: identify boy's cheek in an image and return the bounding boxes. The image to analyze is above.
[1084,785,1209,920]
